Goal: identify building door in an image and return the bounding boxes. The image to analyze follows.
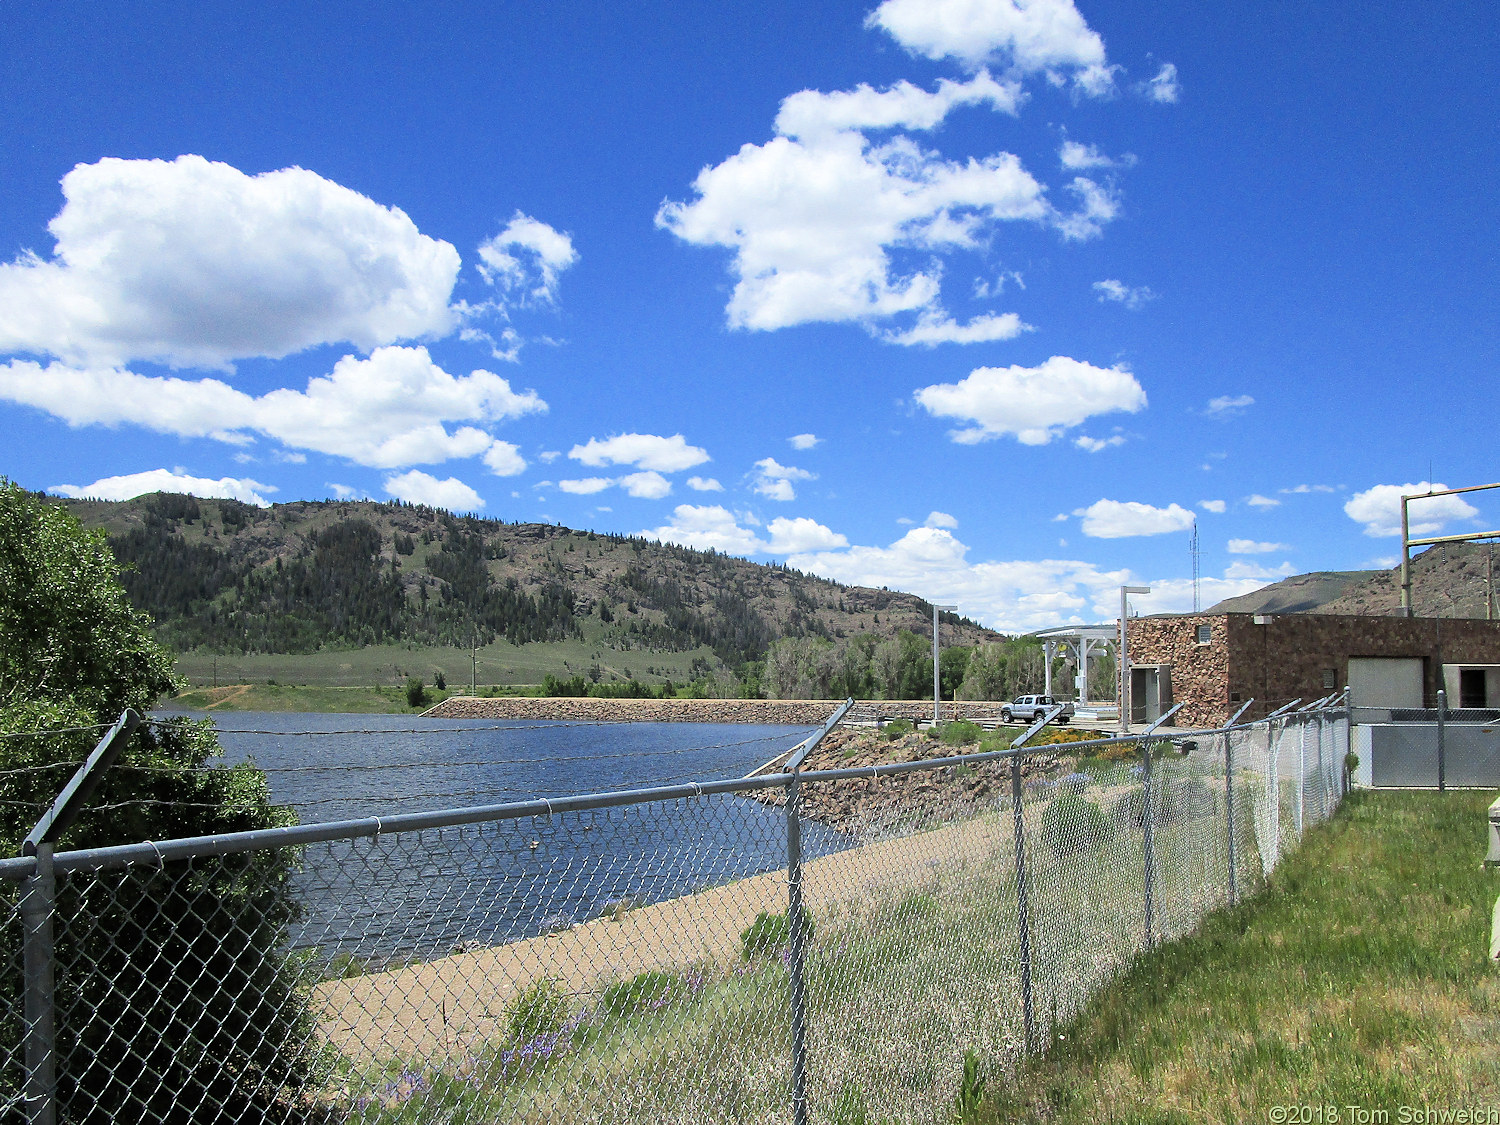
[1131,666,1171,723]
[1460,668,1487,709]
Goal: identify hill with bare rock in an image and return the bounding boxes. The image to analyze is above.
[1204,571,1377,615]
[56,493,998,678]
[1206,543,1498,619]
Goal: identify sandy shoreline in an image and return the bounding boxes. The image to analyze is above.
[313,809,1005,1064]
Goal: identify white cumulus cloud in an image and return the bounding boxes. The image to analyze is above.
[1075,434,1126,453]
[867,0,1112,95]
[925,511,960,529]
[687,476,724,492]
[0,346,545,469]
[788,434,821,451]
[1344,482,1480,538]
[482,441,527,477]
[1245,494,1281,510]
[659,131,1052,337]
[568,433,710,473]
[639,504,767,555]
[1074,499,1196,538]
[1199,499,1226,513]
[786,525,1131,632]
[1205,393,1254,417]
[766,517,849,553]
[51,469,275,507]
[1093,279,1157,309]
[0,155,460,370]
[558,478,614,495]
[1228,539,1290,554]
[915,355,1146,445]
[476,212,578,305]
[883,311,1031,346]
[620,471,673,500]
[1140,63,1180,103]
[751,457,816,502]
[383,470,484,511]
[774,71,1021,139]
[1060,141,1130,170]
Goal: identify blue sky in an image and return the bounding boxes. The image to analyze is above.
[2,0,1497,632]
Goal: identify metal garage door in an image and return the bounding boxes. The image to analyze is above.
[1347,657,1423,709]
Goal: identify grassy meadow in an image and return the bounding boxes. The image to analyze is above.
[167,629,724,710]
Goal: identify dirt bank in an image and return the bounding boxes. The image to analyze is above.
[312,809,1004,1064]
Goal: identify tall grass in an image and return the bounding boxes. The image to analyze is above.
[982,790,1500,1122]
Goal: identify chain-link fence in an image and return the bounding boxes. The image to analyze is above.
[0,696,1350,1124]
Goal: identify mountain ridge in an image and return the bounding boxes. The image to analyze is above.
[58,493,1001,673]
[1204,542,1498,618]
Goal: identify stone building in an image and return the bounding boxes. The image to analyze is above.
[1125,612,1500,728]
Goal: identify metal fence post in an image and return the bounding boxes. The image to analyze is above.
[19,843,56,1125]
[786,771,810,1125]
[1295,717,1306,841]
[16,708,140,1125]
[1268,717,1281,872]
[1141,734,1156,949]
[1225,732,1237,907]
[1009,755,1036,1053]
[1437,687,1447,793]
[1315,711,1326,823]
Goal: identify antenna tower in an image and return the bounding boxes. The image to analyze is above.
[1190,521,1201,613]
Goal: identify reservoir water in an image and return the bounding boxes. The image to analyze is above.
[172,712,853,963]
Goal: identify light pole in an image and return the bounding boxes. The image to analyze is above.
[932,603,958,725]
[1119,586,1150,733]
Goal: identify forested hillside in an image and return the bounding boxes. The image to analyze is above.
[59,493,999,676]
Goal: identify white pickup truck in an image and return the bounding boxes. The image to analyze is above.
[1000,695,1075,724]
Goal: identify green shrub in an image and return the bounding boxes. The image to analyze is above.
[880,718,914,741]
[405,675,428,707]
[0,482,314,1125]
[1042,793,1115,857]
[939,720,982,746]
[601,970,683,1018]
[507,979,569,1043]
[740,907,813,960]
[954,1049,987,1123]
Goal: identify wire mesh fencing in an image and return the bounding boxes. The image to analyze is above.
[0,699,1349,1125]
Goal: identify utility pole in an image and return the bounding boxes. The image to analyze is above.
[1400,482,1500,617]
[1119,586,1151,733]
[471,633,478,696]
[931,603,958,725]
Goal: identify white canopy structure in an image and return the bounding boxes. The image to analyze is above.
[1028,624,1118,706]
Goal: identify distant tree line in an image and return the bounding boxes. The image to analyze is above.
[759,631,1105,701]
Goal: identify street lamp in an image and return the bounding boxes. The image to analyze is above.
[932,603,958,725]
[1119,586,1151,733]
